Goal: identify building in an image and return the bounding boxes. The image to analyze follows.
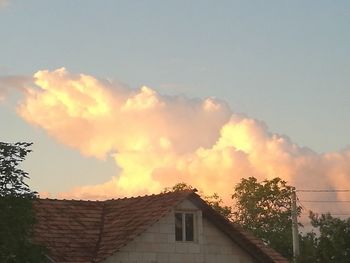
[33,190,288,263]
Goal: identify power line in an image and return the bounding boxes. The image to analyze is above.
[296,196,308,211]
[296,195,350,216]
[297,189,350,192]
[300,212,350,216]
[328,214,350,216]
[300,200,350,203]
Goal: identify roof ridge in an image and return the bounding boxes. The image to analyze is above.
[91,201,107,263]
[38,198,101,202]
[38,189,196,203]
[93,190,196,263]
[34,190,286,263]
[104,189,195,201]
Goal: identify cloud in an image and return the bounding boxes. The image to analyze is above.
[0,75,32,102]
[17,68,350,213]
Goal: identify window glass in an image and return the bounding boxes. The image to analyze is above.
[175,212,183,241]
[185,213,194,241]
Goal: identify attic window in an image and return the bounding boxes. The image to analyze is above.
[175,212,194,241]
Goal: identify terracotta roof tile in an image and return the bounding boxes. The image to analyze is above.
[33,191,191,263]
[33,199,103,262]
[33,190,288,263]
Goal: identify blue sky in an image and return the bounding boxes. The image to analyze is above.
[1,1,350,196]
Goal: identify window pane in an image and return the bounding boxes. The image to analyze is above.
[175,213,183,241]
[185,213,194,241]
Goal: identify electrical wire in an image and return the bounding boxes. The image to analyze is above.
[296,195,308,211]
[297,189,350,192]
[296,194,350,216]
[300,200,350,203]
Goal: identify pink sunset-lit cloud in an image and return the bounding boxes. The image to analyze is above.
[12,68,350,212]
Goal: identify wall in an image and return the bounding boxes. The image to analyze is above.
[103,199,254,263]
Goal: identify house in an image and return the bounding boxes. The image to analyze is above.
[33,190,289,263]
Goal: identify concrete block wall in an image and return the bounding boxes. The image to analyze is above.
[103,200,254,263]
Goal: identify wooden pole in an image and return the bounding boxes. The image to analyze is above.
[291,189,300,262]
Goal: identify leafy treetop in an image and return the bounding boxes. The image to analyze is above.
[163,182,232,219]
[162,182,196,193]
[0,142,47,263]
[0,142,36,198]
[232,177,301,260]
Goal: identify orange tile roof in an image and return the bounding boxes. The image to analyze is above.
[33,190,288,263]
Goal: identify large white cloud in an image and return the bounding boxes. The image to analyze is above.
[0,75,31,102]
[16,68,350,214]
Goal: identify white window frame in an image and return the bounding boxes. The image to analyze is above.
[175,211,197,242]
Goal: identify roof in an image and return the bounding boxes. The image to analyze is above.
[33,190,288,263]
[186,193,289,263]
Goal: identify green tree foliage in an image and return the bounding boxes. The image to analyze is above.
[203,193,232,219]
[0,142,35,198]
[0,142,47,263]
[298,231,318,263]
[163,183,232,219]
[232,177,301,260]
[162,182,195,193]
[303,212,350,263]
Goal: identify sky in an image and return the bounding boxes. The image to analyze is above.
[1,1,350,216]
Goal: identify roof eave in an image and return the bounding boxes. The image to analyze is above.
[187,193,289,263]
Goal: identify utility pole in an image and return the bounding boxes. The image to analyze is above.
[291,188,300,263]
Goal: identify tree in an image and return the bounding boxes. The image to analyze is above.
[163,183,232,219]
[306,212,350,263]
[0,142,47,263]
[162,182,195,193]
[0,142,35,198]
[298,231,318,263]
[203,193,232,219]
[232,177,301,260]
